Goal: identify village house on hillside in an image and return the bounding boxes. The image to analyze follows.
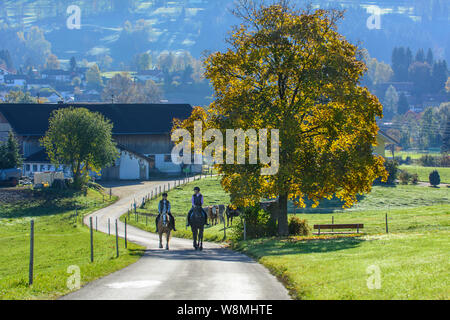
[0,103,201,181]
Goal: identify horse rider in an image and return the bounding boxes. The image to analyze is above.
[156,193,177,232]
[186,187,208,227]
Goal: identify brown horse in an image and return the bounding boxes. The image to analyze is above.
[207,206,219,226]
[158,213,171,250]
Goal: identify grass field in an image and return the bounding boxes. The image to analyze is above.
[0,187,145,300]
[126,177,450,300]
[390,151,442,160]
[399,165,450,184]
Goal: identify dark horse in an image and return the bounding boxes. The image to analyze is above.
[189,205,207,251]
[226,205,241,227]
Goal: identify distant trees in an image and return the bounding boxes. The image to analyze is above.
[409,62,432,95]
[98,55,113,71]
[397,93,410,115]
[442,118,450,154]
[392,47,412,82]
[19,26,52,68]
[134,52,152,71]
[86,64,103,89]
[383,85,399,119]
[390,102,449,150]
[0,49,14,70]
[45,54,60,70]
[362,50,393,88]
[391,47,448,96]
[431,60,448,93]
[101,73,162,103]
[0,131,22,170]
[2,90,37,103]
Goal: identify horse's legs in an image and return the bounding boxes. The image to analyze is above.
[192,227,198,249]
[159,232,163,249]
[199,227,204,251]
[166,231,170,250]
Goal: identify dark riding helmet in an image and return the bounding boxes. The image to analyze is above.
[193,187,200,192]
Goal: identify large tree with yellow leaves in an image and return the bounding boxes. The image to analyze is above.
[184,1,387,236]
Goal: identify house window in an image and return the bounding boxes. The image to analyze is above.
[40,165,45,172]
[25,164,30,171]
[33,164,37,172]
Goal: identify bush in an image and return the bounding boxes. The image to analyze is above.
[419,155,440,167]
[411,173,419,185]
[288,217,311,236]
[51,179,68,190]
[429,170,441,187]
[375,159,398,185]
[232,205,277,240]
[399,170,411,185]
[440,155,450,168]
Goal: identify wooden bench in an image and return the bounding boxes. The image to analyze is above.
[314,224,364,235]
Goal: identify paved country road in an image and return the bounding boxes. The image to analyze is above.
[61,178,290,300]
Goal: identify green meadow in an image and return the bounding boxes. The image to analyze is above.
[0,188,145,300]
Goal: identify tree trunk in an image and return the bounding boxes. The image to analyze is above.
[277,193,289,236]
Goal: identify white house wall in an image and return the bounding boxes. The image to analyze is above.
[118,151,149,180]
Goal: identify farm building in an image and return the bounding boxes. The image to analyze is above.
[375,131,399,157]
[0,103,201,181]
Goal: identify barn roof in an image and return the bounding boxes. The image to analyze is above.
[0,103,193,136]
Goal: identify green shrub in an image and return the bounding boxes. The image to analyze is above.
[429,170,441,187]
[232,205,277,240]
[411,173,419,185]
[399,170,411,185]
[441,155,450,168]
[288,217,311,236]
[419,155,440,167]
[376,159,398,185]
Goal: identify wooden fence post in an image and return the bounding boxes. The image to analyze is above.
[29,220,34,286]
[108,218,110,236]
[115,220,119,258]
[386,214,389,234]
[109,188,112,199]
[90,217,94,263]
[125,218,127,249]
[95,216,98,232]
[332,216,334,233]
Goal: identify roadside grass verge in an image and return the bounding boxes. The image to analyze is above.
[399,165,450,184]
[0,187,145,300]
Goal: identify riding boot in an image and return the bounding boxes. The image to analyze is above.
[186,209,192,227]
[170,214,177,231]
[156,215,160,233]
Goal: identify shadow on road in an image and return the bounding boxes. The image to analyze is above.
[142,247,255,263]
